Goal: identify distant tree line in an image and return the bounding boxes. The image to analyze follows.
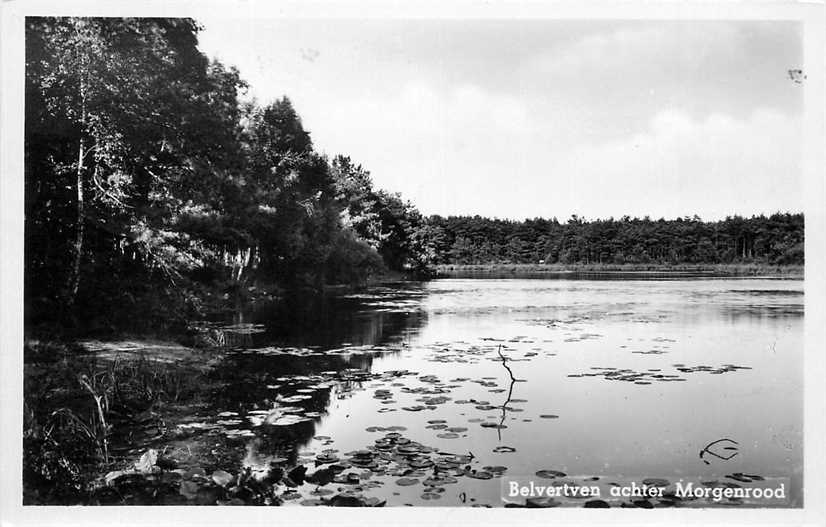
[24,17,804,333]
[425,214,804,266]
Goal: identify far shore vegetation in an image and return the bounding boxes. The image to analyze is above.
[436,263,803,277]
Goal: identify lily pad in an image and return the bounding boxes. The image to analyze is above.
[536,469,567,479]
[408,458,434,469]
[526,497,561,508]
[266,414,311,426]
[281,491,303,501]
[642,478,670,487]
[423,475,458,486]
[310,488,335,496]
[482,465,507,475]
[315,452,339,464]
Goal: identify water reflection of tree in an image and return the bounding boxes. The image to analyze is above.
[209,352,359,468]
[206,287,430,474]
[234,289,428,350]
[206,302,426,474]
[496,345,521,441]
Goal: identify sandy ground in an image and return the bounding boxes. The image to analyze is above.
[77,339,223,371]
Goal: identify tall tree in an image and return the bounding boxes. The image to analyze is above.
[26,17,247,321]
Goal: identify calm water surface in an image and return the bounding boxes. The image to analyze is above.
[193,278,803,507]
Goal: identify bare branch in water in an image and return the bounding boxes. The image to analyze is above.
[497,344,517,441]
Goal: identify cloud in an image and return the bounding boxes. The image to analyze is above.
[527,24,738,81]
[537,108,803,220]
[302,77,802,221]
[518,22,802,139]
[315,81,531,136]
[302,80,534,196]
[197,19,803,220]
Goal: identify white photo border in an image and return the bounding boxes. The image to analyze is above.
[1,1,824,526]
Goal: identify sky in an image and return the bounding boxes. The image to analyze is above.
[196,19,804,221]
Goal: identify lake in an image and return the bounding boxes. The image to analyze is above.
[177,277,804,507]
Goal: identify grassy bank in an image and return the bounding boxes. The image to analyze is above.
[23,338,223,504]
[435,263,804,278]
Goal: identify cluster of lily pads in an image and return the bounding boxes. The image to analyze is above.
[294,429,518,505]
[230,344,406,358]
[99,444,775,508]
[567,363,752,384]
[107,428,513,506]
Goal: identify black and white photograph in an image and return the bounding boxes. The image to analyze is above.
[1,0,825,524]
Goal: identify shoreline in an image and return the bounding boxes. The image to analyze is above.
[434,263,804,279]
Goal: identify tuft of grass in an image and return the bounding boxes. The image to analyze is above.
[23,341,208,504]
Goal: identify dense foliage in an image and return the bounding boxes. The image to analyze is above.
[426,214,804,266]
[25,18,429,332]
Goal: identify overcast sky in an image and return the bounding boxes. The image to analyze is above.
[197,19,803,221]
